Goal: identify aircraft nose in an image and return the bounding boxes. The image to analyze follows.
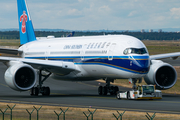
[132,57,150,73]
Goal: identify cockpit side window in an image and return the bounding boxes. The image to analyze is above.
[123,48,147,55]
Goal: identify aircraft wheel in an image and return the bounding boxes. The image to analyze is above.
[44,87,50,96]
[102,86,107,95]
[42,87,50,96]
[110,86,115,95]
[30,87,34,96]
[34,87,39,96]
[114,86,119,94]
[98,86,103,95]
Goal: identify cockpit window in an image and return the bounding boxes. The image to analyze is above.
[123,48,147,55]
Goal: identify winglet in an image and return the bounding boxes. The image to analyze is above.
[17,0,36,45]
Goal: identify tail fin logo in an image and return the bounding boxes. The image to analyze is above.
[20,11,28,34]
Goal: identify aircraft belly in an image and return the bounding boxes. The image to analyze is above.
[50,64,141,81]
[79,64,145,79]
[51,73,100,81]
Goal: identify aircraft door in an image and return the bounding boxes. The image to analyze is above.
[81,50,84,61]
[81,44,87,61]
[108,43,116,60]
[45,45,51,60]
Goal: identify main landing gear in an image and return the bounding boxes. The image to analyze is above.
[30,69,52,96]
[98,78,119,95]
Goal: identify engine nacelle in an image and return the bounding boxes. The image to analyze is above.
[144,60,177,90]
[4,63,37,91]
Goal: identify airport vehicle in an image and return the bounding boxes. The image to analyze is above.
[0,0,179,96]
[116,85,162,100]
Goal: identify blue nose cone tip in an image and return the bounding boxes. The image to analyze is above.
[132,56,150,74]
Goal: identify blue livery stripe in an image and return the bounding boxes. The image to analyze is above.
[25,55,149,74]
[74,62,148,74]
[25,55,149,60]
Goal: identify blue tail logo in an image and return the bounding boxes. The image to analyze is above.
[17,0,36,45]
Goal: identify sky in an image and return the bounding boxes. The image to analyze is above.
[1,0,180,31]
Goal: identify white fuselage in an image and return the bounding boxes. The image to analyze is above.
[19,35,150,81]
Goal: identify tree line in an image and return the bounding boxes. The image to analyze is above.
[0,31,180,40]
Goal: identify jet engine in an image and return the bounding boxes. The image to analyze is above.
[4,63,37,91]
[144,60,177,90]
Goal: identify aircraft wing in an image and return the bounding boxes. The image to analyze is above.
[0,56,79,75]
[150,52,180,60]
[0,48,23,55]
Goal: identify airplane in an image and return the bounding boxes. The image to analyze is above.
[36,31,75,40]
[0,0,179,96]
[67,31,75,37]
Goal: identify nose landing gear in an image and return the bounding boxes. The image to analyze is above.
[129,78,142,90]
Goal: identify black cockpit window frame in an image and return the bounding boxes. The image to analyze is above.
[123,48,147,55]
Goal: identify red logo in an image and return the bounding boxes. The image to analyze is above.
[20,11,28,34]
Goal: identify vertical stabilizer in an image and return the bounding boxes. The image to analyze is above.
[17,0,36,45]
[67,31,75,37]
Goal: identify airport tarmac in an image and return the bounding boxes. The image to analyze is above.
[0,59,179,114]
